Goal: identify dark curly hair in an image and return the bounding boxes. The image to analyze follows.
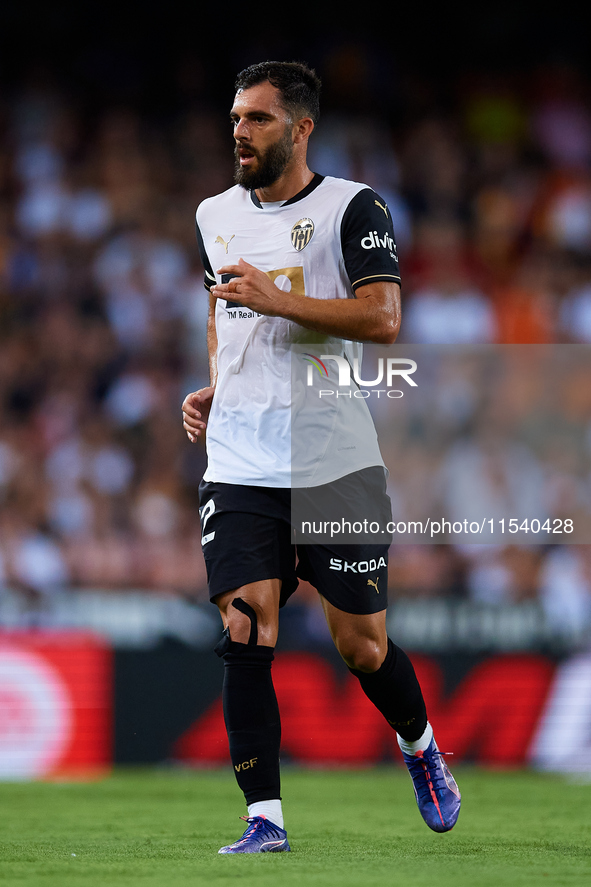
[234,61,321,124]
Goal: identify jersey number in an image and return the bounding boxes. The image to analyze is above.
[200,498,216,546]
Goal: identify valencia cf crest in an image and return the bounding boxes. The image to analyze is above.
[291,218,314,251]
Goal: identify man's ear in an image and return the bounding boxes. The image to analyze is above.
[294,117,315,144]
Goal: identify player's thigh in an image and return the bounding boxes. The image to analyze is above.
[319,594,388,672]
[297,542,389,671]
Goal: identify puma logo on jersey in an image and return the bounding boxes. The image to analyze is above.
[374,199,388,216]
[367,577,380,593]
[215,234,235,253]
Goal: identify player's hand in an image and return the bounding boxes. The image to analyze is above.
[211,258,289,317]
[182,387,215,442]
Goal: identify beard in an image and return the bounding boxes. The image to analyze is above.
[234,127,294,191]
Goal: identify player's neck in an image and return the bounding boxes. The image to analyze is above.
[254,164,314,205]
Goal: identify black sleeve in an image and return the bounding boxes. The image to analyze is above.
[340,188,401,293]
[195,217,216,292]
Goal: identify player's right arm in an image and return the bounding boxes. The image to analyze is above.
[182,292,217,442]
[183,216,219,442]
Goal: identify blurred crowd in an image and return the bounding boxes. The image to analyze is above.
[0,54,590,630]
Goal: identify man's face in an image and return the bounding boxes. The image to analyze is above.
[230,81,295,191]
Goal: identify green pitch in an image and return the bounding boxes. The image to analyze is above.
[1,768,590,886]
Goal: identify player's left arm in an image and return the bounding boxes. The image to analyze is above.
[210,188,402,344]
[282,276,400,344]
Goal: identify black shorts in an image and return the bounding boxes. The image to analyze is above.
[198,475,390,615]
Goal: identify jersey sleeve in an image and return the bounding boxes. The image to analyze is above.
[340,188,401,293]
[195,214,216,292]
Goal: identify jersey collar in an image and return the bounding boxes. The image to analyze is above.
[249,173,325,209]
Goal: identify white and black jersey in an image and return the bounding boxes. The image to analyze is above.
[195,173,401,488]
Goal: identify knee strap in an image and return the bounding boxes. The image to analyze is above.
[214,597,259,656]
[231,597,258,645]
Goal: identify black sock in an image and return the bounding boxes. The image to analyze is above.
[348,638,428,741]
[221,641,281,805]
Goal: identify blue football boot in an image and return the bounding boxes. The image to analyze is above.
[401,737,461,832]
[218,815,291,854]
